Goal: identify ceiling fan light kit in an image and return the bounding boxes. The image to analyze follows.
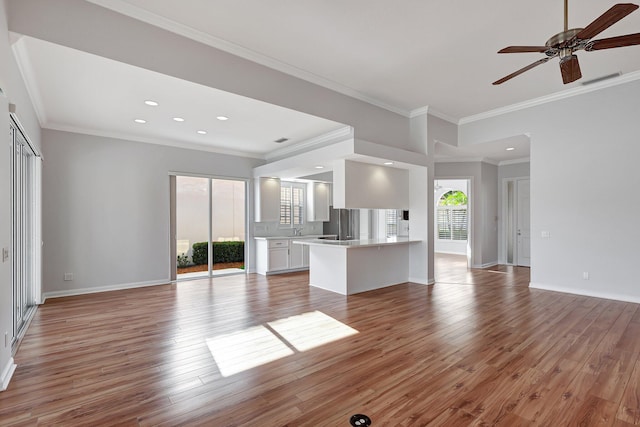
[493,1,640,85]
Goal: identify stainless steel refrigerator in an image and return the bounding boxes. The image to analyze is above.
[323,207,360,240]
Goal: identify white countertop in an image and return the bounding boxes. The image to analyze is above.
[292,236,420,248]
[254,234,336,240]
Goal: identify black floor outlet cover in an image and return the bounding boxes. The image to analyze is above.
[350,414,372,426]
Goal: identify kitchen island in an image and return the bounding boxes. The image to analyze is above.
[292,237,420,295]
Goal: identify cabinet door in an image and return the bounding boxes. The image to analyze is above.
[307,182,330,222]
[255,177,281,222]
[289,243,305,269]
[269,248,289,271]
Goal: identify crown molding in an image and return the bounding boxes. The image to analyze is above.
[409,106,429,118]
[459,70,640,125]
[86,0,411,118]
[11,34,48,127]
[426,108,458,124]
[43,123,265,160]
[265,126,354,161]
[498,157,530,166]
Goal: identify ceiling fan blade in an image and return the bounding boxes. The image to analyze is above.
[587,32,640,50]
[493,57,552,85]
[560,55,582,84]
[498,46,550,53]
[576,3,639,40]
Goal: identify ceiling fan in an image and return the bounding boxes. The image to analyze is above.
[493,0,640,85]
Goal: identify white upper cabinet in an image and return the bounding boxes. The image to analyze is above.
[307,182,330,222]
[255,177,281,222]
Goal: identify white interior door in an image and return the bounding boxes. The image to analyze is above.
[516,179,531,267]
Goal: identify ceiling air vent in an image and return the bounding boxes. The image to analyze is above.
[274,137,289,143]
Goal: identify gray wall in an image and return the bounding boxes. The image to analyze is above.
[41,129,262,297]
[461,79,640,302]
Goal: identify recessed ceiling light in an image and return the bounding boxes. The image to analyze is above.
[383,161,394,165]
[144,100,159,106]
[173,117,185,122]
[506,147,515,151]
[216,116,229,121]
[197,130,207,135]
[315,166,324,169]
[134,119,147,124]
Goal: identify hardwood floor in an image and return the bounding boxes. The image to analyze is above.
[2,261,640,426]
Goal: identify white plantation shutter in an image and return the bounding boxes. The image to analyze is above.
[280,183,305,226]
[437,206,467,241]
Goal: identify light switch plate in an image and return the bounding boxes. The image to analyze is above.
[2,247,8,262]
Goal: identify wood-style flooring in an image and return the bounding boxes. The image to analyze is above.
[2,257,640,426]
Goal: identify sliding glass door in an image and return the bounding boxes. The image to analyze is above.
[9,116,39,347]
[173,175,246,280]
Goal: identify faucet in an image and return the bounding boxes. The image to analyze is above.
[293,228,303,236]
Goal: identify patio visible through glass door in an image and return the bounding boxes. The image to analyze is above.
[175,176,245,279]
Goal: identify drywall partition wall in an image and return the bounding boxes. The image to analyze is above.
[435,161,499,268]
[333,159,409,209]
[428,114,458,149]
[8,0,410,150]
[0,2,13,391]
[41,129,262,298]
[460,79,640,302]
[481,162,498,265]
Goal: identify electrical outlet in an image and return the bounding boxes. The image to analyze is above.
[4,332,8,348]
[583,272,589,280]
[64,273,73,281]
[2,247,8,262]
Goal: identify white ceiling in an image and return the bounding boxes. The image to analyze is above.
[12,0,640,162]
[12,36,347,158]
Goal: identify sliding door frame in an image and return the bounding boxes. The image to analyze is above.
[9,113,42,352]
[169,172,249,281]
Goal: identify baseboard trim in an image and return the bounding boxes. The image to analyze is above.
[529,282,640,304]
[408,277,434,285]
[42,279,171,302]
[472,262,498,269]
[434,250,467,256]
[1,358,17,392]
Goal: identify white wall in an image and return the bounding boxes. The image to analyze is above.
[41,129,262,297]
[8,0,410,150]
[460,79,640,303]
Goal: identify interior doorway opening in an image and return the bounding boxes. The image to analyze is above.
[504,178,530,267]
[171,175,247,281]
[434,178,471,281]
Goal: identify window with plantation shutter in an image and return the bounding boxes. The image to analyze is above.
[280,182,305,226]
[437,190,468,241]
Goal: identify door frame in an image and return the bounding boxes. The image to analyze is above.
[169,172,249,281]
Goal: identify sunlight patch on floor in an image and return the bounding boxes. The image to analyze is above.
[206,325,294,377]
[206,311,358,377]
[268,310,359,352]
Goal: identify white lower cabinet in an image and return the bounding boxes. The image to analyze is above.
[289,242,305,269]
[268,247,289,271]
[255,238,312,275]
